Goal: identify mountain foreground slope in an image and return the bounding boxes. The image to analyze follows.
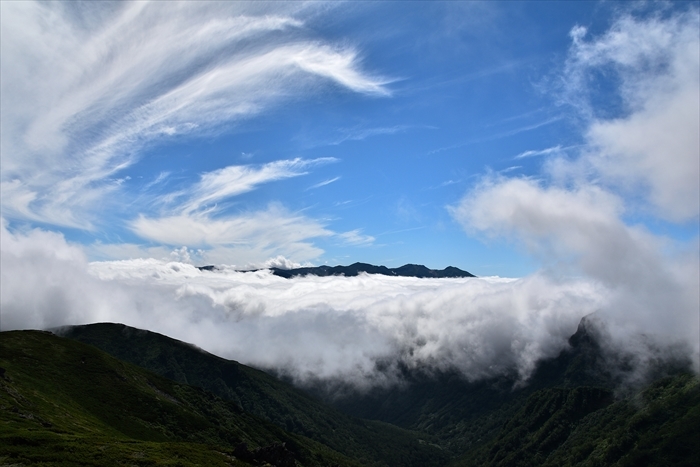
[2,326,445,467]
[0,329,365,467]
[54,318,700,466]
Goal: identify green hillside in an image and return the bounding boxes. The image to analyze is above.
[57,323,447,467]
[4,322,697,466]
[0,330,359,467]
[314,317,699,457]
[455,374,700,466]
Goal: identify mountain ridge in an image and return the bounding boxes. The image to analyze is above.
[197,262,476,278]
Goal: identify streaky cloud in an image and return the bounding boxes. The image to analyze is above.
[179,158,337,214]
[0,1,390,229]
[514,145,563,160]
[306,176,341,191]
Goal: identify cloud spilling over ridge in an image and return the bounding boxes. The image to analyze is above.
[0,1,389,228]
[2,212,696,387]
[451,179,698,352]
[2,219,609,386]
[451,10,700,379]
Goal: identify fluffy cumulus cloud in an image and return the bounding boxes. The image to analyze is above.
[563,11,700,220]
[1,220,605,387]
[0,1,387,229]
[451,9,700,377]
[451,178,698,351]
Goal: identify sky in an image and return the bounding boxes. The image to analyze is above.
[1,1,698,387]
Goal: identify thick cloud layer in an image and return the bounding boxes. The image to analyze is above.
[450,10,700,382]
[2,220,611,387]
[4,216,697,389]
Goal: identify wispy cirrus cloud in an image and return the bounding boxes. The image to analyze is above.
[427,117,562,156]
[331,124,413,145]
[0,1,390,229]
[338,229,376,246]
[306,176,341,191]
[299,124,426,148]
[118,158,339,265]
[177,158,337,214]
[514,145,564,159]
[130,203,332,265]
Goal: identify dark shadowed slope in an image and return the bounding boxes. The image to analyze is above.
[455,373,700,467]
[0,330,356,467]
[53,319,700,466]
[56,322,448,467]
[311,316,700,462]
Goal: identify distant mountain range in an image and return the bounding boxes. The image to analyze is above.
[1,318,697,466]
[198,262,476,279]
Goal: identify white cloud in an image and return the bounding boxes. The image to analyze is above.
[263,255,306,270]
[447,10,700,381]
[122,157,346,266]
[450,176,699,375]
[1,219,605,386]
[307,176,341,191]
[563,11,700,221]
[514,145,564,160]
[130,204,332,265]
[338,229,376,246]
[332,125,411,145]
[178,158,337,214]
[0,1,389,228]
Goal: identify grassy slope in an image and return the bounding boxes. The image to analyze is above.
[24,322,699,467]
[454,374,700,467]
[0,330,359,467]
[58,323,448,467]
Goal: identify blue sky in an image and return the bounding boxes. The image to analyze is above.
[1,1,698,277]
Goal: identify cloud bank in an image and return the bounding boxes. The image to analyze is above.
[1,219,606,387]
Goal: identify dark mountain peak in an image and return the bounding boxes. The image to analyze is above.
[568,313,604,350]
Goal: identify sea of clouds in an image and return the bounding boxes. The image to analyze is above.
[2,218,696,389]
